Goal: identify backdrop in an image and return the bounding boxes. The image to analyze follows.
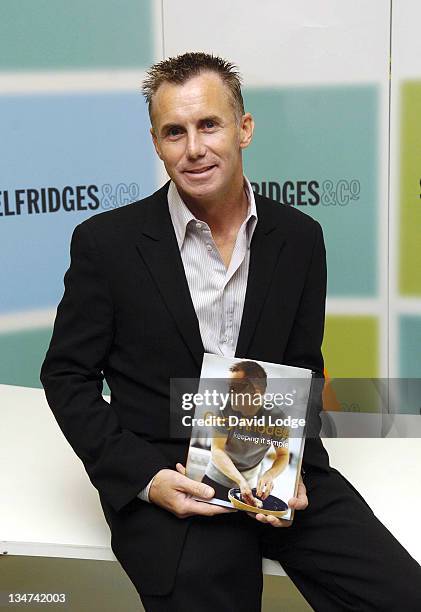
[1,0,419,413]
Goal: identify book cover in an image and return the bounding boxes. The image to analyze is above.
[185,353,313,523]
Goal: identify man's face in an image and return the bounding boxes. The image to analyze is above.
[150,71,254,204]
[229,369,263,416]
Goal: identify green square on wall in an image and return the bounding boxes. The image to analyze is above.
[0,0,152,70]
[0,328,53,389]
[0,327,110,395]
[322,315,380,414]
[323,315,379,378]
[243,85,379,298]
[399,81,421,295]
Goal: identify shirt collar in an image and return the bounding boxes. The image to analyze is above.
[167,177,258,250]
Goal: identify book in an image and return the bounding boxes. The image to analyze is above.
[185,353,314,523]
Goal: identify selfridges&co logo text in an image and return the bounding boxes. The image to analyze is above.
[0,183,141,217]
[251,179,361,206]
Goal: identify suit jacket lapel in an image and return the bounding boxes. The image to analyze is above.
[235,194,287,358]
[135,184,204,368]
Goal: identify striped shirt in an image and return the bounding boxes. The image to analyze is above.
[167,177,258,357]
[138,176,258,501]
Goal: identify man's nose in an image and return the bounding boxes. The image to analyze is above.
[185,131,206,160]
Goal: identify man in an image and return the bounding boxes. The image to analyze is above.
[41,52,421,611]
[201,360,290,507]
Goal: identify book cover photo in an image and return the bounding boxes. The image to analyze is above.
[184,353,313,523]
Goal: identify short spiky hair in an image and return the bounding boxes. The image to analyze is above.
[142,51,245,122]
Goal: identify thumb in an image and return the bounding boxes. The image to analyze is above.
[175,462,186,475]
[178,474,214,499]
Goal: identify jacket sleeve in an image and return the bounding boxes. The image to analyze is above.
[283,220,327,439]
[40,222,171,513]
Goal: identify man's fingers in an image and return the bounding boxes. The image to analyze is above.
[175,463,186,475]
[246,512,287,527]
[288,496,308,510]
[177,474,215,499]
[288,479,308,509]
[243,492,256,506]
[240,483,255,506]
[180,498,236,517]
[254,513,288,527]
[285,478,308,510]
[257,480,272,501]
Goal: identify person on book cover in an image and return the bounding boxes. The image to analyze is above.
[201,360,290,506]
[41,52,421,610]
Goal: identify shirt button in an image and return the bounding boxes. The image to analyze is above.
[206,244,212,251]
[196,222,202,229]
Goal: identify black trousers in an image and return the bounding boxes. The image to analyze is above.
[140,466,421,612]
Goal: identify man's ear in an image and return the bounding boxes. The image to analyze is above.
[239,112,254,150]
[150,127,163,160]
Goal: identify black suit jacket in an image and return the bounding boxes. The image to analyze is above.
[40,181,330,595]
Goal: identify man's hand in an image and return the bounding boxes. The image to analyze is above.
[256,471,275,500]
[148,463,235,519]
[247,475,308,527]
[239,477,259,506]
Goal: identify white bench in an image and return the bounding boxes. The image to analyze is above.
[2,383,421,578]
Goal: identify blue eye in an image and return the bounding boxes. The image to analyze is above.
[205,120,215,128]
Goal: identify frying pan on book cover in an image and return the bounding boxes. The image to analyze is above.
[228,487,289,517]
